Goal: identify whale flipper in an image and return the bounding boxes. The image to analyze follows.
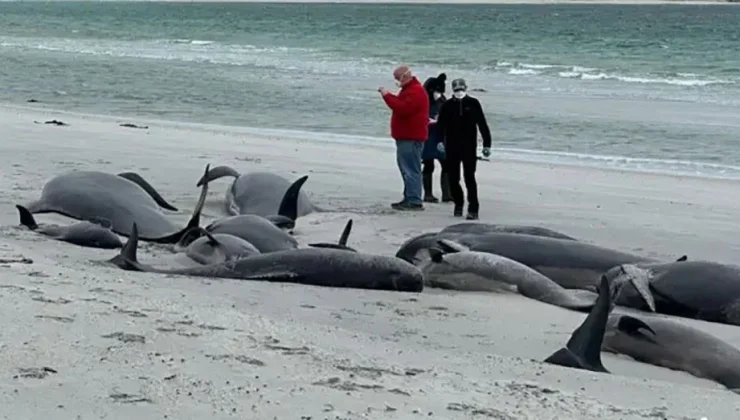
[544,275,611,373]
[428,248,444,263]
[436,239,469,253]
[616,315,657,337]
[202,229,221,246]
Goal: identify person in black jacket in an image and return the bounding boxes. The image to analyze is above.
[420,74,451,203]
[435,78,492,220]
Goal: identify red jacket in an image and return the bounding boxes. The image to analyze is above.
[382,77,429,142]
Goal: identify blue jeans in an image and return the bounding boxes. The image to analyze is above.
[395,140,423,205]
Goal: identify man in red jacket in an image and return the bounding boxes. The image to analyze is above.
[379,64,430,211]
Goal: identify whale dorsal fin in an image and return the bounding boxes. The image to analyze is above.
[15,204,39,230]
[676,255,688,262]
[276,175,309,221]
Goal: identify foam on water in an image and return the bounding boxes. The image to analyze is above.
[0,2,739,179]
[2,34,736,89]
[215,124,740,181]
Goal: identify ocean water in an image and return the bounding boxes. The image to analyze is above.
[2,1,740,178]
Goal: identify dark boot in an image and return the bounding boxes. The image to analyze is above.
[466,212,479,220]
[423,173,438,203]
[440,172,452,203]
[453,204,463,217]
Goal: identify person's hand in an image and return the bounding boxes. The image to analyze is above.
[482,147,491,158]
[378,87,389,96]
[428,118,437,124]
[437,142,446,154]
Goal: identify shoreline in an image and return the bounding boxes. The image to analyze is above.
[7,101,740,184]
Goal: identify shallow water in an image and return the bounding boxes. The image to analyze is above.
[2,2,740,177]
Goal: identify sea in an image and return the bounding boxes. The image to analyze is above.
[2,1,740,178]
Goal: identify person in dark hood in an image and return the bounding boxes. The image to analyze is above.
[421,73,452,203]
[436,78,492,220]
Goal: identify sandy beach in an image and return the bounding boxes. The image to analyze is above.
[1,103,739,419]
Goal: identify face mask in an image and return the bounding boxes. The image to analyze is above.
[433,92,441,100]
[395,70,410,87]
[453,91,466,99]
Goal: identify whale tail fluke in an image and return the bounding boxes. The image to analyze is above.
[603,264,656,313]
[543,274,611,373]
[196,165,241,187]
[15,204,39,230]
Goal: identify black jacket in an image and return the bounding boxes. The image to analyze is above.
[436,95,492,159]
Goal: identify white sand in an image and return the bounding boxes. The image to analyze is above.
[1,103,739,419]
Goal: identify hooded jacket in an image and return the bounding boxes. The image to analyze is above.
[421,76,447,161]
[436,94,492,159]
[382,77,429,142]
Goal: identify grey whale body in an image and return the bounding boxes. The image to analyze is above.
[397,231,653,291]
[197,166,315,218]
[608,260,740,326]
[16,204,122,249]
[603,313,740,394]
[439,223,577,241]
[183,229,261,265]
[420,239,598,312]
[25,169,207,243]
[112,223,423,293]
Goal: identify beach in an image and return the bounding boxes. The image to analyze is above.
[1,103,739,419]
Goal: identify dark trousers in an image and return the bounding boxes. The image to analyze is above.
[447,155,478,213]
[422,158,446,175]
